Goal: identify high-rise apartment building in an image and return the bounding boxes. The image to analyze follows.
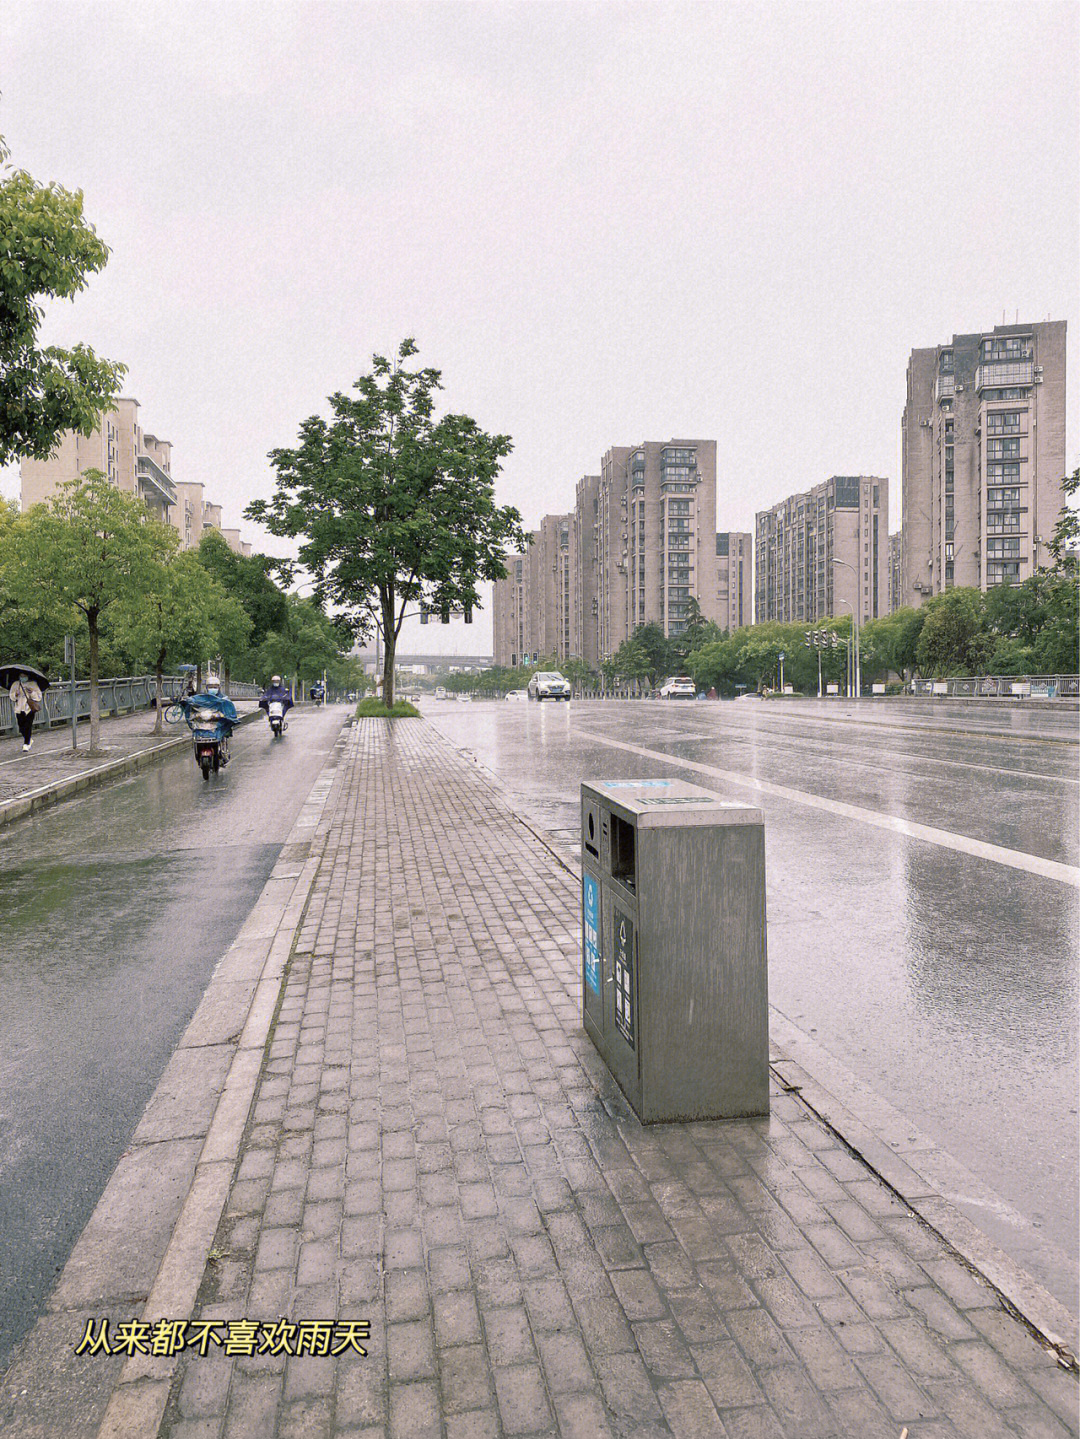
[596,439,721,655]
[492,552,527,666]
[716,533,752,631]
[574,475,600,668]
[596,446,631,662]
[888,532,903,614]
[901,320,1066,603]
[493,439,721,667]
[755,476,888,625]
[19,399,251,554]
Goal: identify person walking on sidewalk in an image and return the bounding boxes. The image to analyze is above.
[10,675,43,751]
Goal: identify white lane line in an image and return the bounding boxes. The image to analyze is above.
[572,726,1080,889]
[659,724,1077,786]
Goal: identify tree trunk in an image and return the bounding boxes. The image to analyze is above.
[381,589,395,709]
[222,660,231,696]
[88,610,101,751]
[154,648,165,735]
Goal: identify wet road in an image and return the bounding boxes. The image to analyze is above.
[425,696,1080,1313]
[0,704,346,1373]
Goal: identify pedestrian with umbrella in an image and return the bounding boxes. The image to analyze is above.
[2,663,50,752]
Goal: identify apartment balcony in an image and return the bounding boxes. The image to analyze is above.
[975,361,1033,392]
[935,375,955,400]
[137,454,178,507]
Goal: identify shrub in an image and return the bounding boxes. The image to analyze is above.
[354,698,421,719]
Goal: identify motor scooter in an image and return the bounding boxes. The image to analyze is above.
[167,694,238,780]
[187,705,233,778]
[267,699,288,738]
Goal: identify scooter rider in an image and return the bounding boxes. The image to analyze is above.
[259,674,294,722]
[178,675,238,768]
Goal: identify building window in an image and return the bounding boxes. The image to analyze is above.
[987,437,1021,459]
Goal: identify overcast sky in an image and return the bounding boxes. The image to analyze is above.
[4,1,1077,654]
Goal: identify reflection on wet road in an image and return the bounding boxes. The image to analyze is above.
[0,705,346,1373]
[426,696,1079,1312]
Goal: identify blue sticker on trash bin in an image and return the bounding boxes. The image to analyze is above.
[583,873,600,995]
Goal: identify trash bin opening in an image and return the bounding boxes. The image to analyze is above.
[610,813,636,890]
[584,808,599,859]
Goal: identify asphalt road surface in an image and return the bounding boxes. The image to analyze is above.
[425,695,1079,1314]
[0,703,346,1374]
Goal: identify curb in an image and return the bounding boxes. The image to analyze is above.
[0,715,351,1439]
[0,709,263,830]
[452,735,1079,1369]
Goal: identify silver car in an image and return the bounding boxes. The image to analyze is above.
[527,671,571,701]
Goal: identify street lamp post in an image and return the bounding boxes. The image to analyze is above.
[831,560,861,698]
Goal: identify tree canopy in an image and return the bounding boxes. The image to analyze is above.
[4,472,175,746]
[247,339,524,706]
[0,138,125,464]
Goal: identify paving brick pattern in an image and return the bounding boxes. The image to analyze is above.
[160,719,1078,1438]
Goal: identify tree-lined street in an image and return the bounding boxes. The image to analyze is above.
[424,696,1079,1311]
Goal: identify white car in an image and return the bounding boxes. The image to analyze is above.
[527,671,571,702]
[659,676,696,699]
[505,689,527,701]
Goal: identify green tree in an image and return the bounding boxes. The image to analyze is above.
[914,588,993,677]
[111,551,236,732]
[0,139,126,464]
[1031,571,1079,674]
[256,593,348,691]
[196,530,288,666]
[4,472,174,747]
[1048,466,1079,568]
[247,339,524,707]
[0,495,70,666]
[688,635,742,696]
[859,607,925,683]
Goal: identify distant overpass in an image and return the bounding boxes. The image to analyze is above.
[356,652,493,673]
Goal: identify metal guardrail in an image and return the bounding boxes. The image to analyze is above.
[0,675,262,736]
[908,674,1079,699]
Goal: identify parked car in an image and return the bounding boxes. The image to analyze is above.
[659,676,696,699]
[527,671,571,702]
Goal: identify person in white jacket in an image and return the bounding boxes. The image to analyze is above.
[10,677,43,750]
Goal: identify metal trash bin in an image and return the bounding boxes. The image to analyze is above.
[581,778,769,1122]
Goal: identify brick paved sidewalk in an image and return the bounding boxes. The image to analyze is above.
[0,702,257,814]
[160,718,1077,1438]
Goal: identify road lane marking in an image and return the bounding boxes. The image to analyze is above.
[658,723,1077,786]
[572,726,1080,888]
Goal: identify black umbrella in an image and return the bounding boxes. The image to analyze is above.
[0,663,50,691]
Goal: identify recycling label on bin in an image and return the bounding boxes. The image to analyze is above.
[583,872,600,996]
[613,907,635,1048]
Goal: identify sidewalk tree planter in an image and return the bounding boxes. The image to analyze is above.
[247,339,525,709]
